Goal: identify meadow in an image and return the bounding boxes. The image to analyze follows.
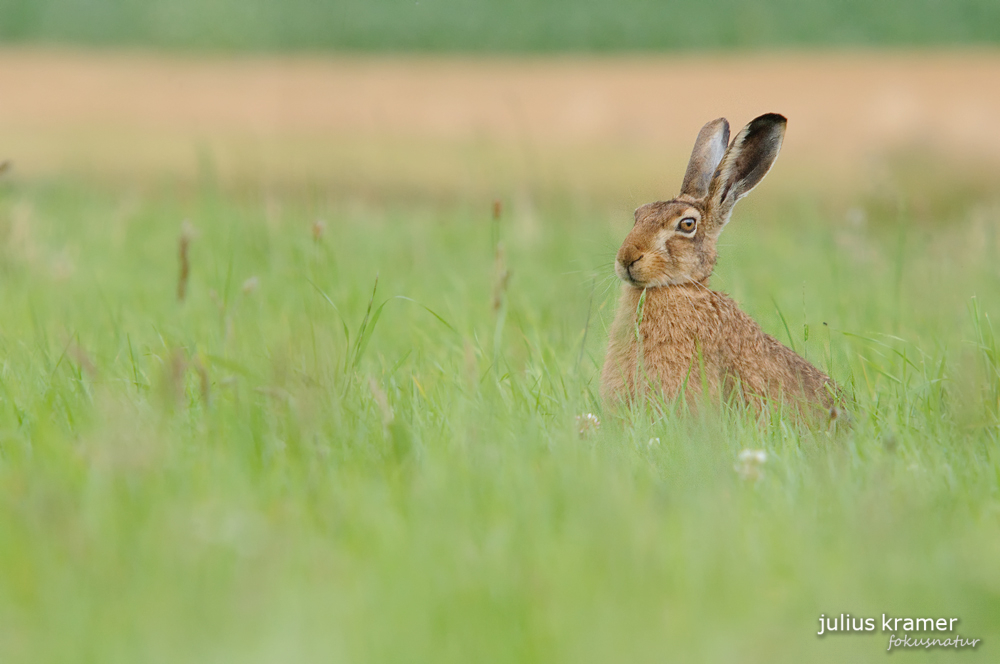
[1,122,1000,661]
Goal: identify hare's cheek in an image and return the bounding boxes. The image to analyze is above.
[647,254,672,280]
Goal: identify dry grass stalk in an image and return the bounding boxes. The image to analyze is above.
[368,377,394,434]
[192,355,211,405]
[177,221,194,301]
[162,348,211,406]
[463,340,478,387]
[312,219,326,242]
[490,199,510,313]
[167,348,188,404]
[492,242,510,313]
[69,341,98,378]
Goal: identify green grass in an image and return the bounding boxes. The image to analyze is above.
[1,0,1000,51]
[1,166,1000,663]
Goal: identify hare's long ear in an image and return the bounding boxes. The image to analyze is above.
[706,113,786,235]
[679,118,730,199]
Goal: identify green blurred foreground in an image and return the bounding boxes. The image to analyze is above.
[0,166,999,662]
[1,0,999,51]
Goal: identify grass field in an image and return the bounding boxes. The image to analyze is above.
[2,0,1000,51]
[2,50,1000,662]
[2,146,1000,662]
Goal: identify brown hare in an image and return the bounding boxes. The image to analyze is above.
[601,113,836,415]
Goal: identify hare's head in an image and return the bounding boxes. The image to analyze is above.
[615,113,786,288]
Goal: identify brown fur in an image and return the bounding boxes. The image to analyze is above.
[601,114,836,414]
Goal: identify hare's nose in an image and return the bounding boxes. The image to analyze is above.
[624,254,643,268]
[617,244,644,275]
[625,254,643,279]
[623,254,643,278]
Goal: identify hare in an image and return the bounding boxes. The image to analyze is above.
[600,113,836,415]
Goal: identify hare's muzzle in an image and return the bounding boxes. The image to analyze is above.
[615,244,645,285]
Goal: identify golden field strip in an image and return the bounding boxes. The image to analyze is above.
[2,49,1000,194]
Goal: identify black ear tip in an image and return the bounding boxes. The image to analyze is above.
[744,113,787,142]
[753,113,787,128]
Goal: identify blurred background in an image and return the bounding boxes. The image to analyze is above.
[2,0,999,203]
[3,0,999,50]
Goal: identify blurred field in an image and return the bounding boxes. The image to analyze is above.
[5,49,1000,195]
[2,49,1000,662]
[1,0,999,51]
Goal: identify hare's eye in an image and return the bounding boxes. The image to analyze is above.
[677,217,697,234]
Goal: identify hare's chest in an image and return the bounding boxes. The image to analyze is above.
[639,298,723,351]
[637,312,716,370]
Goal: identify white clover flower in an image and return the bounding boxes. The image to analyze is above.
[735,449,768,481]
[576,413,601,438]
